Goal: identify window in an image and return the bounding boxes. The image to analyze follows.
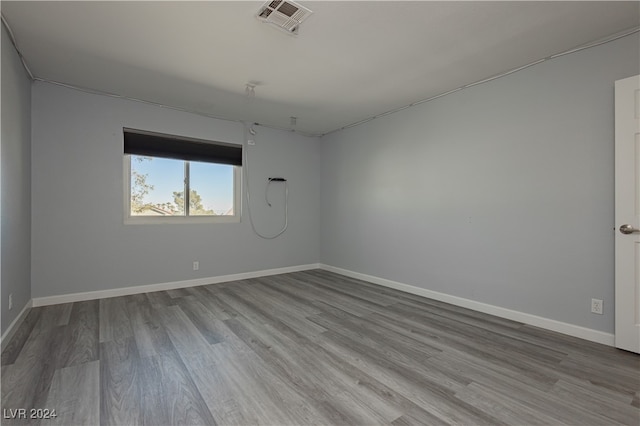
[124,128,241,223]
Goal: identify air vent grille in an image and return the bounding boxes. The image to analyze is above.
[257,0,313,35]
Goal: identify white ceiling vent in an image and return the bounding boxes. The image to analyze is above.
[257,0,313,35]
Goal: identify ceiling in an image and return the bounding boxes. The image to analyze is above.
[2,1,639,136]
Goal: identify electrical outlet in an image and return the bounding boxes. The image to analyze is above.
[8,294,12,311]
[193,261,199,271]
[591,298,603,315]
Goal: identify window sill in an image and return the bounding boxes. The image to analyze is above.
[124,215,241,225]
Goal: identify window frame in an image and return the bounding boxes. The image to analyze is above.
[123,154,242,225]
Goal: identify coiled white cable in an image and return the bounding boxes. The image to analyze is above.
[243,123,289,239]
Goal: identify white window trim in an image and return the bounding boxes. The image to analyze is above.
[123,155,242,225]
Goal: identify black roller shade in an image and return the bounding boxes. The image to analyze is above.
[124,128,242,166]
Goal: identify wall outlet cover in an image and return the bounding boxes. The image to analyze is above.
[591,298,603,315]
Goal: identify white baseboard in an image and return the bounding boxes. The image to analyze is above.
[319,264,615,347]
[24,262,615,347]
[1,299,33,352]
[32,263,321,307]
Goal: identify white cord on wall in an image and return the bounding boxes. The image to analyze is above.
[242,123,289,239]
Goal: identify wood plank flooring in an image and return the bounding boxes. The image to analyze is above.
[2,269,639,425]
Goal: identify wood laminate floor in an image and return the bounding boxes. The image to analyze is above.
[1,270,639,425]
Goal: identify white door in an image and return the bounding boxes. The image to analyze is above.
[615,75,640,354]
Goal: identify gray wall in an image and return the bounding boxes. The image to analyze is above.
[31,82,320,298]
[1,24,32,334]
[320,33,640,334]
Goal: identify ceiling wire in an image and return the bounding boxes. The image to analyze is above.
[31,78,321,137]
[0,13,318,138]
[1,14,34,80]
[2,10,637,138]
[321,26,640,137]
